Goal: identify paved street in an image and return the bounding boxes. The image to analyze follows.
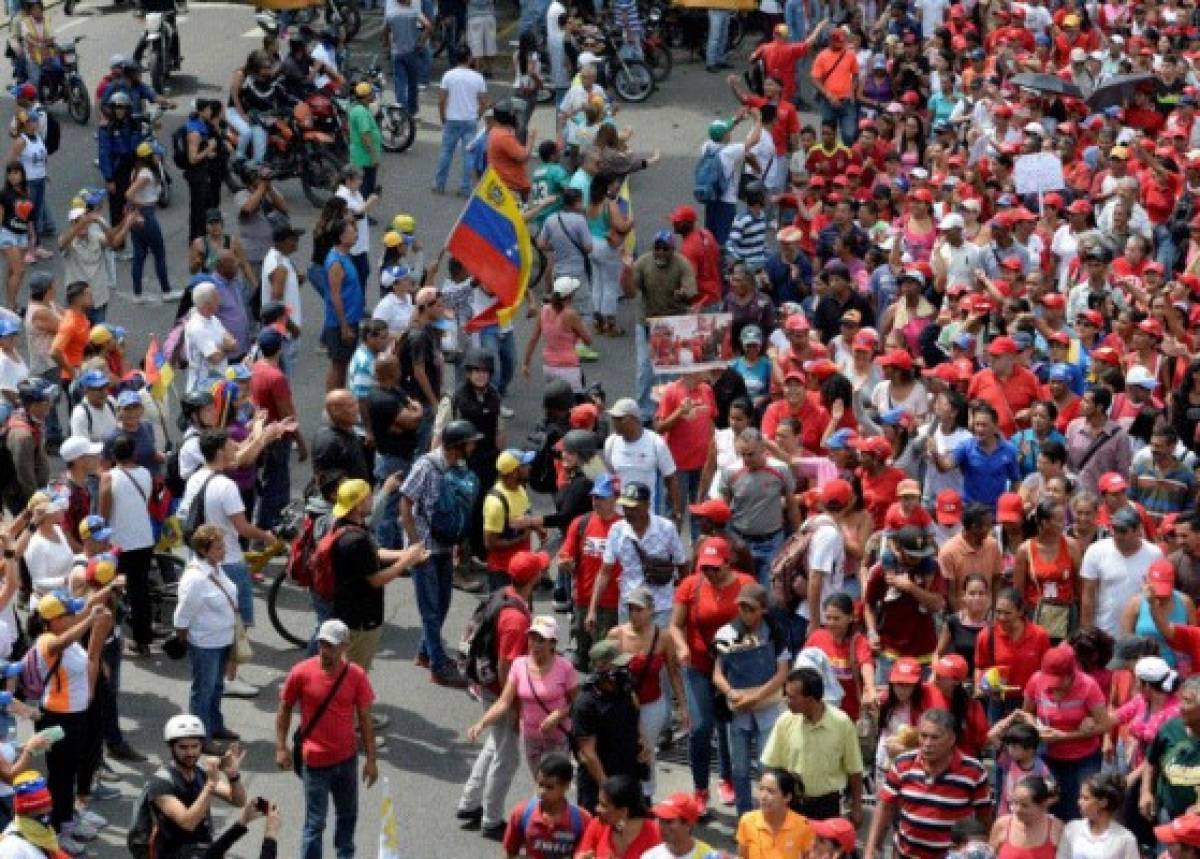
[12,2,755,855]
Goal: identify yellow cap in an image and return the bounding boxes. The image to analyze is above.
[392,214,415,233]
[136,142,154,159]
[68,196,84,210]
[89,325,113,345]
[331,478,371,519]
[36,592,81,621]
[354,81,372,98]
[383,230,403,248]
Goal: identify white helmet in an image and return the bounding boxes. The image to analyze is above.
[163,714,206,743]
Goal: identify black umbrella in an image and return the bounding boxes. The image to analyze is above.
[1010,72,1084,99]
[1085,73,1157,111]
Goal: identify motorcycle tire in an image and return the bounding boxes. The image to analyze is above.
[379,104,415,153]
[301,149,341,207]
[643,42,672,83]
[156,164,171,208]
[612,60,654,103]
[66,78,90,125]
[145,46,165,95]
[728,15,745,50]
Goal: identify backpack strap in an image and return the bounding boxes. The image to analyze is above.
[518,798,539,842]
[567,803,583,841]
[572,512,592,570]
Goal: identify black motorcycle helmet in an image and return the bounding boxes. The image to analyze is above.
[442,419,483,449]
[543,379,574,413]
[462,349,494,374]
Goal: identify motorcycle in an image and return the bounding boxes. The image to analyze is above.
[344,55,415,153]
[642,0,745,58]
[225,101,343,207]
[133,6,182,95]
[24,37,91,124]
[576,24,654,103]
[136,103,173,208]
[253,0,361,44]
[638,7,672,83]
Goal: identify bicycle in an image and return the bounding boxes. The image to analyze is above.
[259,501,312,649]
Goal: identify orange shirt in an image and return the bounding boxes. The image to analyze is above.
[51,308,90,381]
[811,47,858,101]
[487,127,531,194]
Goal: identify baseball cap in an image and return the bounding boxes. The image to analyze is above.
[1098,472,1128,493]
[590,473,617,499]
[78,515,112,543]
[331,478,371,519]
[652,793,701,823]
[669,205,697,225]
[876,349,914,371]
[1148,559,1176,597]
[821,478,853,509]
[624,586,655,610]
[987,336,1019,356]
[938,212,965,231]
[380,265,412,289]
[934,654,969,682]
[589,639,632,668]
[851,436,893,460]
[825,428,858,451]
[695,536,732,567]
[59,436,102,463]
[890,657,923,683]
[1126,366,1159,390]
[508,550,550,585]
[496,449,536,476]
[1012,331,1035,350]
[936,489,963,525]
[897,479,921,497]
[116,390,142,409]
[1156,815,1200,848]
[317,619,350,645]
[1047,364,1073,384]
[79,369,108,390]
[688,498,731,524]
[811,819,857,853]
[735,582,769,608]
[528,615,560,640]
[893,526,935,558]
[608,398,640,419]
[1111,506,1142,530]
[617,482,652,507]
[1041,642,1077,677]
[36,591,85,621]
[257,327,285,352]
[997,492,1024,524]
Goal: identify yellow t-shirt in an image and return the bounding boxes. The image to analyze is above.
[736,810,814,859]
[482,483,530,535]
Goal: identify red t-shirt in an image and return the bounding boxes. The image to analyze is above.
[488,127,531,194]
[1023,668,1106,761]
[674,572,755,676]
[859,465,907,530]
[250,360,291,422]
[744,95,800,155]
[655,381,717,471]
[974,621,1050,697]
[490,587,531,694]
[281,657,375,768]
[863,562,943,659]
[558,512,621,609]
[1163,623,1200,672]
[576,818,662,859]
[679,229,722,308]
[967,366,1041,437]
[804,628,873,720]
[920,681,990,757]
[502,800,592,859]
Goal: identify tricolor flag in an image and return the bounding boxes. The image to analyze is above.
[377,777,401,859]
[143,335,174,403]
[448,167,533,333]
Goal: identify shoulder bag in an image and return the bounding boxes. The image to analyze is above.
[630,535,677,586]
[207,571,252,665]
[292,663,350,777]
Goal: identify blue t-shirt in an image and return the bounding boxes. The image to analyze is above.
[953,436,1020,509]
[323,248,365,329]
[732,355,772,401]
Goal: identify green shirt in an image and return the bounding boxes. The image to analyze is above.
[529,163,569,229]
[760,705,864,797]
[1150,717,1200,818]
[348,103,382,168]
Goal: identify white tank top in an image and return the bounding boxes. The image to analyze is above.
[109,466,155,551]
[19,133,46,181]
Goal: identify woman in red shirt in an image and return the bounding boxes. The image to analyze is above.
[975,588,1052,723]
[575,775,662,859]
[921,654,990,758]
[804,592,875,720]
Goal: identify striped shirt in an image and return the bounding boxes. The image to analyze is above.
[726,211,768,269]
[879,749,991,859]
[1131,459,1196,519]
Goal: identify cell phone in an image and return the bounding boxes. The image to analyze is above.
[254,797,269,814]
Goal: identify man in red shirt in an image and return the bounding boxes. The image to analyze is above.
[458,549,544,839]
[655,372,717,536]
[748,21,827,107]
[853,436,905,529]
[558,474,623,671]
[967,336,1041,438]
[250,327,306,530]
[486,102,535,198]
[728,73,800,156]
[275,619,378,859]
[502,753,592,859]
[670,206,722,309]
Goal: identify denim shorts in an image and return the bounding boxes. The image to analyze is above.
[0,229,28,249]
[222,562,254,625]
[320,325,359,364]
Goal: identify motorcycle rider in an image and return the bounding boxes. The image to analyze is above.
[234,51,285,167]
[100,59,176,119]
[94,54,127,117]
[280,30,337,100]
[311,27,342,91]
[183,98,223,242]
[97,92,141,226]
[9,0,53,91]
[138,0,183,74]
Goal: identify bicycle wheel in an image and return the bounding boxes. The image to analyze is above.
[267,569,313,648]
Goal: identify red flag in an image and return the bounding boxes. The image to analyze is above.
[464,298,502,334]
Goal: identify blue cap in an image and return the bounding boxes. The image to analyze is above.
[879,407,910,426]
[80,369,108,389]
[381,264,412,287]
[952,332,975,350]
[0,692,13,709]
[0,662,21,681]
[894,176,910,193]
[1035,33,1052,46]
[653,229,674,247]
[258,327,284,350]
[590,473,617,498]
[81,187,106,207]
[80,514,113,542]
[115,390,142,409]
[110,325,126,341]
[1012,331,1035,350]
[1048,363,1073,383]
[432,318,454,331]
[968,47,985,60]
[826,428,856,450]
[503,448,537,466]
[0,318,20,337]
[1105,105,1123,119]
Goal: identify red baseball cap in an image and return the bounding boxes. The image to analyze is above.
[876,348,914,371]
[890,657,923,684]
[1098,472,1128,493]
[934,654,969,683]
[688,498,731,525]
[1091,346,1123,366]
[696,536,732,567]
[1138,318,1165,339]
[804,359,840,381]
[851,436,893,460]
[669,205,697,225]
[652,792,701,823]
[1041,642,1077,677]
[936,489,963,525]
[852,331,879,352]
[997,492,1024,524]
[1041,293,1066,309]
[1148,559,1176,598]
[570,402,599,429]
[821,478,853,509]
[1155,814,1200,849]
[508,551,551,585]
[811,818,857,853]
[987,336,1020,356]
[1000,256,1024,272]
[1047,330,1070,346]
[1078,309,1104,328]
[785,313,810,333]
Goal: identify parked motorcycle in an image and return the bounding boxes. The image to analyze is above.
[642,0,745,58]
[344,55,415,153]
[225,101,343,206]
[576,24,654,103]
[253,0,361,44]
[28,36,91,124]
[133,6,182,94]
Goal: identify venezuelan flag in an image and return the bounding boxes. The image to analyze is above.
[450,168,533,331]
[143,335,174,403]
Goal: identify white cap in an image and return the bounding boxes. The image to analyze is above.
[67,208,86,222]
[1024,122,1045,135]
[1070,47,1087,63]
[1126,365,1159,389]
[316,619,350,645]
[60,436,103,463]
[938,212,965,231]
[529,615,560,640]
[1134,655,1171,683]
[577,51,599,68]
[552,276,581,297]
[959,198,982,212]
[1111,34,1125,45]
[910,167,929,180]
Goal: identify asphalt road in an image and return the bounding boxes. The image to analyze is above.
[15,3,761,854]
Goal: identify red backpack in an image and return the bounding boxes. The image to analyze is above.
[285,513,320,588]
[309,524,360,602]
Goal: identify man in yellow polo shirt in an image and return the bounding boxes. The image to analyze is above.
[482,449,542,591]
[760,666,864,823]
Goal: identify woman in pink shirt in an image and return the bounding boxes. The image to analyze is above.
[1106,655,1179,788]
[521,275,594,392]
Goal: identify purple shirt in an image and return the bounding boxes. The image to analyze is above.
[211,272,250,359]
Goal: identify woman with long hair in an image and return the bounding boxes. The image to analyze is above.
[1058,773,1138,859]
[123,143,174,304]
[0,161,32,307]
[975,588,1051,723]
[875,657,924,781]
[989,775,1063,859]
[6,111,50,261]
[804,592,876,721]
[585,172,632,337]
[1013,401,1065,479]
[309,196,350,298]
[920,388,972,502]
[226,51,265,165]
[520,275,593,391]
[1014,499,1082,644]
[576,774,662,858]
[736,769,813,859]
[698,398,753,498]
[322,217,362,391]
[925,654,989,757]
[937,572,990,678]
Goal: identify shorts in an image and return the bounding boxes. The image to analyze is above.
[347,626,382,671]
[467,16,497,57]
[0,229,28,249]
[321,324,360,365]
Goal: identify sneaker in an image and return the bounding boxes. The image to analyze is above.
[500,406,515,419]
[414,653,430,669]
[65,819,98,841]
[222,678,259,698]
[481,822,506,841]
[57,832,87,856]
[693,789,710,817]
[371,713,390,730]
[456,807,483,822]
[90,783,120,801]
[162,289,184,301]
[75,808,107,828]
[431,665,469,689]
[107,741,146,762]
[576,343,600,361]
[718,778,735,806]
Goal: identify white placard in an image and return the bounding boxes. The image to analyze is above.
[1014,152,1065,195]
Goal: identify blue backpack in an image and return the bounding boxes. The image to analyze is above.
[517,798,585,848]
[693,147,728,204]
[429,462,479,546]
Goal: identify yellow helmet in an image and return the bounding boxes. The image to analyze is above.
[383,230,403,248]
[392,214,415,233]
[136,142,154,159]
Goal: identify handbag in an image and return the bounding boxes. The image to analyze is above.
[207,572,251,665]
[630,537,676,586]
[292,663,350,777]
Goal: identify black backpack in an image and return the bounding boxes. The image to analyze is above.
[44,113,60,156]
[171,123,190,171]
[180,473,216,545]
[526,419,567,495]
[457,590,530,688]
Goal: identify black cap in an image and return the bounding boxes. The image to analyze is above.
[260,301,288,325]
[205,208,223,223]
[617,481,652,507]
[272,222,305,242]
[893,526,935,558]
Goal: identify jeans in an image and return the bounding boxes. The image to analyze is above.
[131,205,171,295]
[590,240,622,318]
[705,200,737,247]
[301,754,359,859]
[361,165,378,200]
[639,694,670,798]
[784,0,806,40]
[677,469,702,542]
[412,553,454,673]
[254,438,292,530]
[436,120,478,194]
[226,107,267,164]
[682,666,732,792]
[1047,750,1101,821]
[706,10,731,67]
[392,51,421,115]
[478,328,515,396]
[119,546,154,647]
[222,561,254,625]
[188,643,229,736]
[730,708,781,815]
[740,530,784,594]
[99,634,124,747]
[819,95,859,145]
[28,176,53,236]
[460,693,520,828]
[419,0,435,83]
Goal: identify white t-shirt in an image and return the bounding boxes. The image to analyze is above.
[70,398,117,442]
[643,843,719,859]
[922,425,973,499]
[373,292,414,335]
[23,527,73,596]
[108,465,155,551]
[0,352,27,394]
[179,429,205,482]
[700,140,745,205]
[916,0,949,37]
[1058,819,1139,859]
[312,42,338,90]
[1051,223,1080,292]
[799,515,845,620]
[261,247,302,329]
[749,133,784,194]
[603,430,677,510]
[336,186,370,256]
[0,822,53,858]
[183,312,230,392]
[1080,538,1163,635]
[440,66,487,122]
[178,468,248,564]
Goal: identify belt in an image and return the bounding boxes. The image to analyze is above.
[733,528,782,543]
